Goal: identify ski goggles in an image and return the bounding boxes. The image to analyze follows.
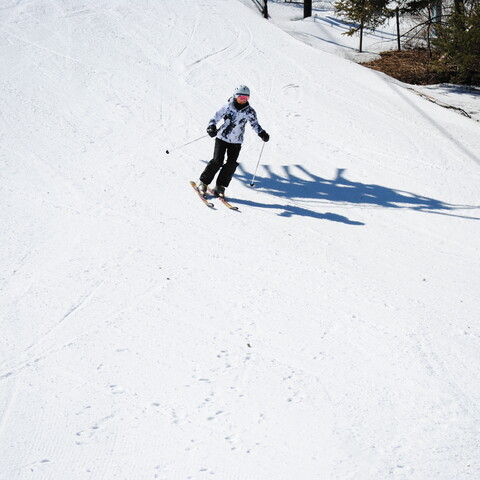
[236,94,249,103]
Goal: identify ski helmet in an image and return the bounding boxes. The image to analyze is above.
[234,85,250,98]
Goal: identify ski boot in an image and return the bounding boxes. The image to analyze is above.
[197,182,208,197]
[213,185,225,198]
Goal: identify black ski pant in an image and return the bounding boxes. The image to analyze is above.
[200,138,242,188]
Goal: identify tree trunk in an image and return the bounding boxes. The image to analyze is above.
[396,7,401,51]
[263,0,269,19]
[304,0,312,18]
[359,19,364,52]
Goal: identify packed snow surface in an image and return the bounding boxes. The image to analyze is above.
[1,1,480,479]
[266,0,480,120]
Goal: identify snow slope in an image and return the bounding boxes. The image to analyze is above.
[1,1,480,479]
[266,1,480,121]
[266,0,403,62]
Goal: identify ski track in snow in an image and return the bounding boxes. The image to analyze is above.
[1,0,480,479]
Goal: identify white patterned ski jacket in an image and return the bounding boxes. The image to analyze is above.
[208,98,264,144]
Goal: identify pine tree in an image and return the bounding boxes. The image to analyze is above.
[433,0,480,85]
[334,0,389,51]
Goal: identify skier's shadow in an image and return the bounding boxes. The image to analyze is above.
[231,198,365,225]
[232,164,480,223]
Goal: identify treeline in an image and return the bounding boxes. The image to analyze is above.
[334,0,480,84]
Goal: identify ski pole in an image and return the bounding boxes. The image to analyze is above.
[249,143,265,187]
[165,134,208,155]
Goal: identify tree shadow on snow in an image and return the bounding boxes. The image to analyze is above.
[232,164,480,223]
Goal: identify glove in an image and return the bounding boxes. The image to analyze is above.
[259,130,270,142]
[207,124,217,138]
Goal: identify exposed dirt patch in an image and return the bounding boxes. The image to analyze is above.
[361,49,452,85]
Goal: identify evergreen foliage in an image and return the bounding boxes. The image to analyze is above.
[433,1,480,85]
[334,0,389,35]
[334,0,480,85]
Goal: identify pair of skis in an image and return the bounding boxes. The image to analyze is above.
[190,181,239,211]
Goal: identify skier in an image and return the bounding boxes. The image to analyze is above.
[197,85,269,198]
